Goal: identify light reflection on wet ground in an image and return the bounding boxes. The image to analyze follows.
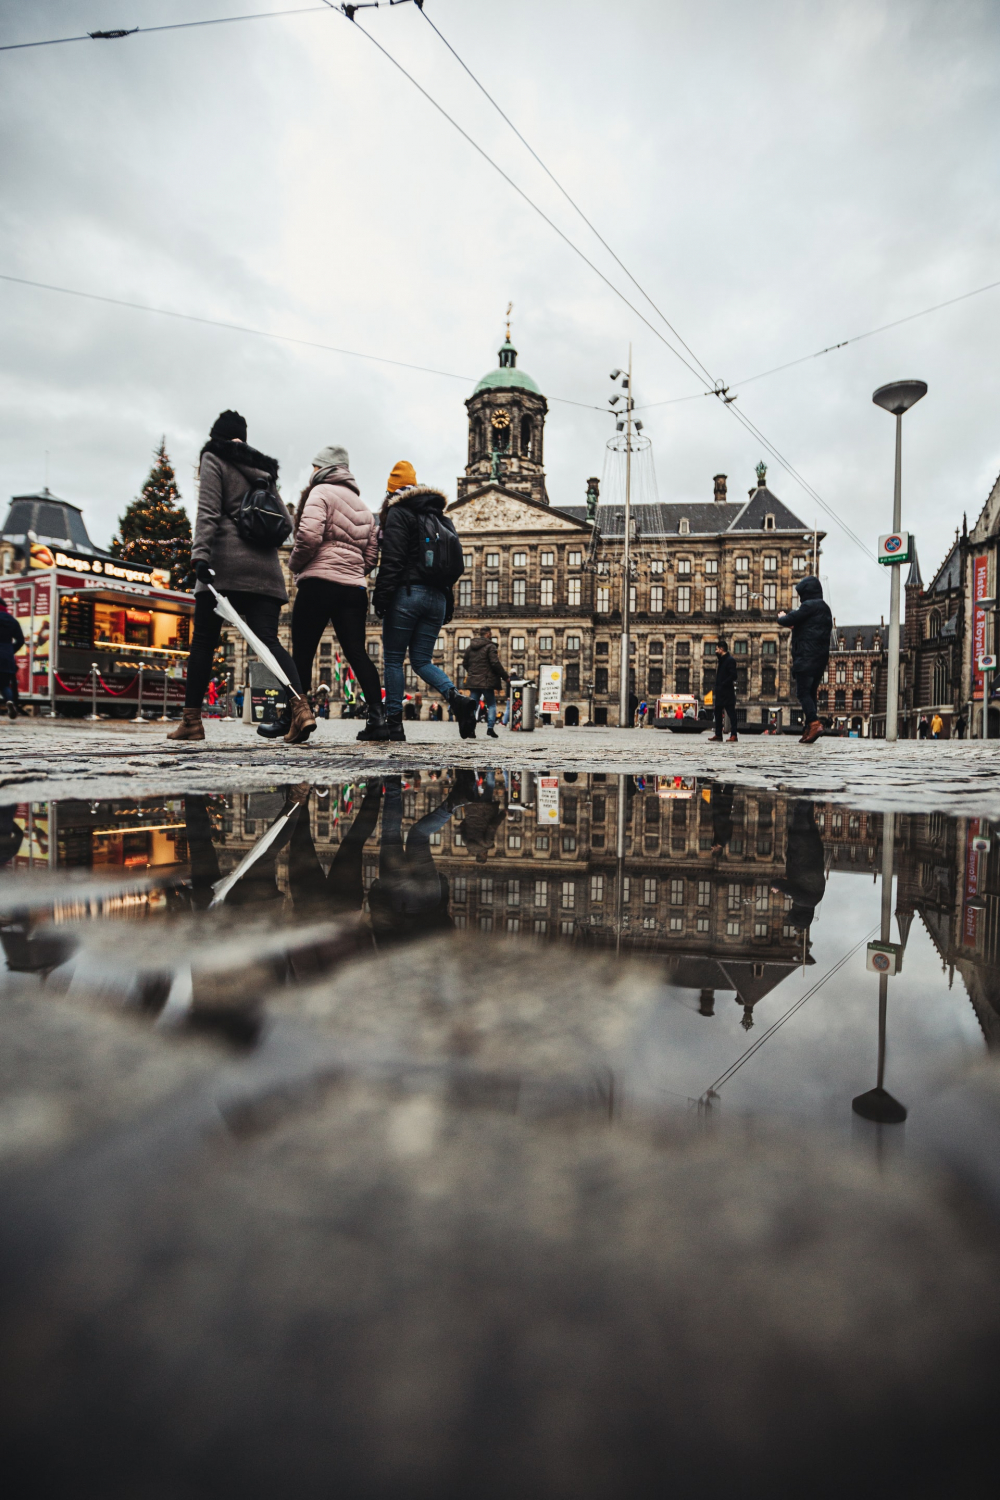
[0,769,995,1137]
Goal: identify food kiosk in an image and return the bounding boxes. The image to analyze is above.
[1,543,195,715]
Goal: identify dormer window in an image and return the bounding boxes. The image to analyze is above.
[678,517,690,534]
[764,514,775,531]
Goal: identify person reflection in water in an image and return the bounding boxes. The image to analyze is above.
[183,791,305,911]
[772,800,827,929]
[288,781,383,917]
[368,771,490,943]
[456,771,507,863]
[0,805,24,867]
[710,782,735,855]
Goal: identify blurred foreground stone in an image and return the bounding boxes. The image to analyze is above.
[1,937,999,1498]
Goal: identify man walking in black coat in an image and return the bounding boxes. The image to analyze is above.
[778,576,834,745]
[709,640,739,743]
[0,598,25,720]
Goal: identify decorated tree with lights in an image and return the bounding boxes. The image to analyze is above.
[110,439,192,589]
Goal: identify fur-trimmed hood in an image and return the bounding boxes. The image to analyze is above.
[200,438,279,481]
[385,484,448,513]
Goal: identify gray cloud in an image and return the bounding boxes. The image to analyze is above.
[1,0,998,618]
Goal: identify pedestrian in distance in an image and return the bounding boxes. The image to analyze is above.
[288,444,387,743]
[956,712,967,739]
[777,576,834,746]
[372,461,478,742]
[918,715,929,740]
[0,597,25,721]
[171,410,314,745]
[462,627,509,740]
[709,640,739,742]
[930,712,944,740]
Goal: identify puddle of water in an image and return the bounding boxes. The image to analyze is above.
[0,772,995,1139]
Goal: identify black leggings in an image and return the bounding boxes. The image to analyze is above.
[291,577,382,708]
[186,589,301,708]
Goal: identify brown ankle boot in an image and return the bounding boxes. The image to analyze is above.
[284,693,317,745]
[166,707,205,742]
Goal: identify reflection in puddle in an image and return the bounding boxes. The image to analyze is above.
[0,772,995,1130]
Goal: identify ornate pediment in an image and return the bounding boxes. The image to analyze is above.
[448,487,588,535]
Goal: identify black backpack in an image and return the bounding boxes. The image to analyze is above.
[413,509,465,589]
[234,478,293,550]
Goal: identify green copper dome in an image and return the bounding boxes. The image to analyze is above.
[473,336,541,395]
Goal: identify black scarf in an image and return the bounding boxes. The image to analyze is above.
[199,438,279,480]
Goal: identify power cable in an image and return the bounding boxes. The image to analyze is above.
[0,6,332,52]
[0,270,608,411]
[416,4,717,388]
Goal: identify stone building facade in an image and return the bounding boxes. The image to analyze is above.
[423,337,824,727]
[819,623,884,736]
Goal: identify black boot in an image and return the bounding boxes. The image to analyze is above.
[257,702,292,739]
[486,726,498,739]
[449,689,478,739]
[356,702,390,742]
[386,713,406,742]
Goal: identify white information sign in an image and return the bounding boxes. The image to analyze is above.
[538,665,562,714]
[878,532,911,565]
[537,776,560,826]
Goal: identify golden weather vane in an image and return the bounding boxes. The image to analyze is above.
[505,301,513,341]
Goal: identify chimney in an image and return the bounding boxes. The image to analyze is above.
[586,476,599,522]
[713,474,727,504]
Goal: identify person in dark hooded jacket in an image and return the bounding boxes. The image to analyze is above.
[772,800,826,929]
[372,462,478,741]
[462,628,509,739]
[0,600,25,719]
[778,575,833,744]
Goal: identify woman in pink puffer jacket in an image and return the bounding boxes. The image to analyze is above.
[289,444,387,741]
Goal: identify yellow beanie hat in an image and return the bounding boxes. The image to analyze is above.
[387,460,417,494]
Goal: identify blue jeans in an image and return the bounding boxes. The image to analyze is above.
[382,585,455,718]
[479,686,497,728]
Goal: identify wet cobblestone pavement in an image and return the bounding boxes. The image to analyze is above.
[3,741,1000,1496]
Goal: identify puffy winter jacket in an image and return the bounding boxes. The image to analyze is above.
[714,652,738,694]
[0,605,25,673]
[463,634,509,691]
[372,486,459,622]
[777,575,833,674]
[288,467,378,588]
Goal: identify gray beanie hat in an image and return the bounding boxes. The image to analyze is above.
[312,444,349,469]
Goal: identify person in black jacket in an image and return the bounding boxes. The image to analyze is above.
[0,599,25,720]
[709,640,739,742]
[372,463,478,742]
[771,799,826,929]
[778,576,834,745]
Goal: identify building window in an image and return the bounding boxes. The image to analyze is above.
[540,578,554,607]
[644,877,658,904]
[650,559,664,574]
[648,666,663,695]
[595,666,608,693]
[735,581,749,610]
[763,555,777,573]
[928,611,941,639]
[763,582,777,611]
[727,883,742,912]
[566,634,581,650]
[485,580,499,607]
[568,550,582,567]
[540,550,555,566]
[650,584,664,613]
[561,881,576,909]
[539,635,553,651]
[792,554,808,570]
[677,585,691,613]
[512,550,527,567]
[679,517,690,534]
[817,690,829,710]
[564,663,580,693]
[677,558,692,576]
[629,586,637,613]
[761,665,776,695]
[835,689,846,710]
[762,639,777,656]
[705,558,719,576]
[458,579,472,606]
[675,666,690,693]
[511,635,525,652]
[480,878,494,905]
[534,880,548,907]
[733,640,747,655]
[670,878,684,905]
[486,551,500,568]
[764,514,775,530]
[852,690,864,710]
[457,635,472,652]
[836,663,846,683]
[507,830,522,850]
[520,416,532,457]
[597,587,611,613]
[704,585,719,612]
[735,555,750,573]
[933,659,948,702]
[567,577,581,606]
[512,578,526,606]
[853,664,864,684]
[462,551,475,568]
[697,880,711,905]
[590,875,604,902]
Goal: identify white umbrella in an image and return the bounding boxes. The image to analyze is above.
[210,584,305,701]
[209,801,303,908]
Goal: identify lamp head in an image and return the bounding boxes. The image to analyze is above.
[872,380,928,416]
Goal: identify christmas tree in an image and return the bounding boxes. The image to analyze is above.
[110,439,192,588]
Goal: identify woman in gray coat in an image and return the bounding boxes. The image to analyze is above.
[168,409,315,744]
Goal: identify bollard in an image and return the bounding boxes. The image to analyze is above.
[137,664,144,721]
[87,663,100,721]
[158,666,170,722]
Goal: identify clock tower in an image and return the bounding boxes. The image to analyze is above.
[457,329,549,506]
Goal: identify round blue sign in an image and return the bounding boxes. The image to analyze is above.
[885,535,902,554]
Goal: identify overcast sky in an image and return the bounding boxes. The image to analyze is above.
[1,0,997,618]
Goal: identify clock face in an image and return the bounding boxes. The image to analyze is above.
[491,408,511,430]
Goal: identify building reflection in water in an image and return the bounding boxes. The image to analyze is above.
[1,774,998,1067]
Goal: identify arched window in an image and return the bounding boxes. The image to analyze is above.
[933,658,948,703]
[927,611,941,639]
[520,415,533,457]
[472,417,483,460]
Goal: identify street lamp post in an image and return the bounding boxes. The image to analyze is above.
[872,380,927,741]
[609,351,636,727]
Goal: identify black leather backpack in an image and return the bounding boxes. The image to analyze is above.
[234,478,292,549]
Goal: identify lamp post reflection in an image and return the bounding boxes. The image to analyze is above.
[852,810,908,1126]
